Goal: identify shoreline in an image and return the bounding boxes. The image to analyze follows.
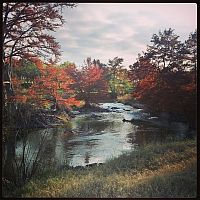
[5,138,196,198]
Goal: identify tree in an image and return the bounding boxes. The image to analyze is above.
[13,58,40,88]
[3,2,76,99]
[2,58,82,143]
[145,28,184,71]
[134,66,196,125]
[26,60,81,110]
[183,30,197,71]
[59,61,75,68]
[130,29,197,129]
[69,58,109,107]
[129,55,157,83]
[107,57,124,99]
[2,4,77,185]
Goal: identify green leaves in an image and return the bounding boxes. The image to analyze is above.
[146,28,183,71]
[13,59,40,82]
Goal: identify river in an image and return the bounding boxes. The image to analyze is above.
[3,102,189,183]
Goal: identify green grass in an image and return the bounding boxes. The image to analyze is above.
[7,139,197,198]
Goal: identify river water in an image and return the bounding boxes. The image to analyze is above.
[3,103,186,180]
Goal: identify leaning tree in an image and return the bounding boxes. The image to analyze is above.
[2,3,77,184]
[2,2,76,99]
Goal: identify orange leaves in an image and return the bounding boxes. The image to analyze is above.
[132,62,196,116]
[23,60,81,109]
[9,57,82,109]
[58,97,81,109]
[12,76,22,86]
[88,65,103,80]
[8,95,27,103]
[139,73,157,90]
[9,57,108,109]
[28,89,36,96]
[133,92,142,100]
[74,63,109,104]
[27,57,45,72]
[181,82,196,92]
[81,65,103,86]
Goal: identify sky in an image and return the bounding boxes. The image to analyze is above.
[52,3,197,67]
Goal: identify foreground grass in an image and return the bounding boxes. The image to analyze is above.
[12,139,197,198]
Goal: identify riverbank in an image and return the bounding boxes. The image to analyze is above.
[7,138,197,198]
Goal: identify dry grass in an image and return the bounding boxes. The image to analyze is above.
[10,139,197,198]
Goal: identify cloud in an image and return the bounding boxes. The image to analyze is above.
[52,3,197,67]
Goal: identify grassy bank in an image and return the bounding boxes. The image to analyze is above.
[10,139,197,198]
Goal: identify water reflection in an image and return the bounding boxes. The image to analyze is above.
[3,129,50,186]
[3,108,183,183]
[133,125,173,146]
[84,152,90,164]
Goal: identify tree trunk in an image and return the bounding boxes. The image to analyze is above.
[2,61,18,183]
[3,63,14,99]
[3,131,17,183]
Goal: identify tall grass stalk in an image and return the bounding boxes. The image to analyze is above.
[7,139,197,198]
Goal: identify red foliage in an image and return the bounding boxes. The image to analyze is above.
[73,64,109,105]
[10,58,81,109]
[133,67,196,120]
[27,63,80,109]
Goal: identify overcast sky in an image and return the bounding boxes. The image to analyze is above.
[53,3,197,67]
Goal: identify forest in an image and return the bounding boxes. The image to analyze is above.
[2,3,197,198]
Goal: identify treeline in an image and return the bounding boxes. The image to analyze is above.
[3,29,197,130]
[2,3,196,130]
[5,56,132,108]
[3,30,197,130]
[129,28,197,129]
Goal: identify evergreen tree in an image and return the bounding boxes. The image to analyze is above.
[145,28,184,71]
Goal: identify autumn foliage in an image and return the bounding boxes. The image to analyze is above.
[129,29,197,128]
[9,58,81,110]
[9,56,110,111]
[70,63,109,106]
